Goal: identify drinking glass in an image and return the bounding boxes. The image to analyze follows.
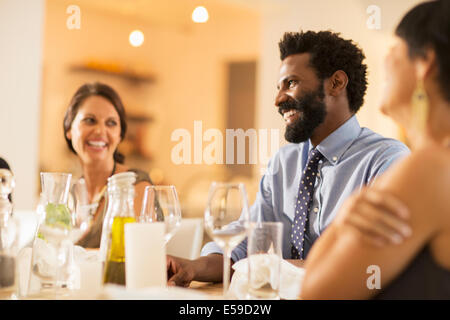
[204,182,249,298]
[247,222,283,300]
[139,185,181,244]
[71,178,95,243]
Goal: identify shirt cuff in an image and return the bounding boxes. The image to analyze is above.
[200,241,246,263]
[200,241,223,257]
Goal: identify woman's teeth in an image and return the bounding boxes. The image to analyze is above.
[87,141,106,147]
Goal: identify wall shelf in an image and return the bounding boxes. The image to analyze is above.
[69,63,156,84]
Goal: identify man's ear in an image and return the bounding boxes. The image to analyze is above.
[327,70,348,97]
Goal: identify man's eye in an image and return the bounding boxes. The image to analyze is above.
[288,80,297,88]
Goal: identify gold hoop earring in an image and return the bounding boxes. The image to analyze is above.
[411,79,429,133]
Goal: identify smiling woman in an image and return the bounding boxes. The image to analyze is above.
[63,82,153,248]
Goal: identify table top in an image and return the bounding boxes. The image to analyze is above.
[189,281,224,297]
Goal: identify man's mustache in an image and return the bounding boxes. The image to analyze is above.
[278,98,302,116]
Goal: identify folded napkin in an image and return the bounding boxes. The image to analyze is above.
[229,255,305,300]
[17,241,102,298]
[99,284,213,300]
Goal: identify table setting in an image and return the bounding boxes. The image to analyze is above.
[0,169,305,300]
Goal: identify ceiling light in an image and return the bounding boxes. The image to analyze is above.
[129,30,144,47]
[192,6,209,23]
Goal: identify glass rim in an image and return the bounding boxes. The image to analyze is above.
[144,185,176,191]
[247,221,283,228]
[40,172,72,177]
[210,181,246,188]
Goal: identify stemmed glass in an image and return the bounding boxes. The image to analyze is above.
[204,182,250,298]
[139,185,182,244]
[70,178,95,243]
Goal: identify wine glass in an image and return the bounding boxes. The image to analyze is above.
[70,178,96,243]
[204,182,250,298]
[140,185,182,244]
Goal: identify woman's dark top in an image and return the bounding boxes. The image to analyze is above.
[0,157,12,202]
[375,245,450,299]
[0,157,10,171]
[76,168,152,248]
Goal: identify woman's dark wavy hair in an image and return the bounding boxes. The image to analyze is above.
[63,82,127,164]
[279,30,368,114]
[395,0,450,102]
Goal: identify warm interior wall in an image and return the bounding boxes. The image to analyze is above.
[40,0,260,216]
[0,0,45,210]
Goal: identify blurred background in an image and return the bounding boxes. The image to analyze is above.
[0,0,419,218]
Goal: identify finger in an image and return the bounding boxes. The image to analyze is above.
[344,218,388,247]
[358,200,412,238]
[168,272,190,287]
[346,209,403,244]
[363,189,410,220]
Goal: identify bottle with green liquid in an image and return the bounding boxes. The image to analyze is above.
[100,172,137,286]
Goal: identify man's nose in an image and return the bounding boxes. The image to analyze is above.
[275,91,289,108]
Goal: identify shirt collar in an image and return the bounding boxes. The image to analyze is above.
[310,115,361,165]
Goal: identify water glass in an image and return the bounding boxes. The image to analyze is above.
[247,222,283,300]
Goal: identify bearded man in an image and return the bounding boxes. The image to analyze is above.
[166,31,410,286]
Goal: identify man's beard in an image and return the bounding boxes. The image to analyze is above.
[278,84,327,143]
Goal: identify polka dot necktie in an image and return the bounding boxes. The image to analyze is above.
[291,148,323,259]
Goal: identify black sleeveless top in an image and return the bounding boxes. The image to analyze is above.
[375,245,450,299]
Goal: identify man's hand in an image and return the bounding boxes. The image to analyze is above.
[166,254,225,287]
[334,187,411,246]
[166,255,196,287]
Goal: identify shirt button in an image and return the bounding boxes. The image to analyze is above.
[313,207,319,213]
[332,156,338,162]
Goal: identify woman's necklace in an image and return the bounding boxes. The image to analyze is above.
[92,161,116,204]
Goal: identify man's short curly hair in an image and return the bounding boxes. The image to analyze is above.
[279,30,368,114]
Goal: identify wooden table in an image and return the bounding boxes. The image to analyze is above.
[189,281,224,297]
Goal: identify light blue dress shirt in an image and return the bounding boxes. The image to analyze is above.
[201,116,410,261]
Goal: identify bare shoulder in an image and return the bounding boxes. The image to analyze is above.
[374,143,450,221]
[401,144,450,185]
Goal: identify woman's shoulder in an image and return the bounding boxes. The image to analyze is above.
[406,143,450,178]
[377,143,450,216]
[115,163,152,184]
[127,168,153,185]
[382,143,449,180]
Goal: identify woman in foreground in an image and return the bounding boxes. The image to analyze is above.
[301,0,450,299]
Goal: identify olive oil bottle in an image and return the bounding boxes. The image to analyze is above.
[100,172,137,286]
[103,216,136,284]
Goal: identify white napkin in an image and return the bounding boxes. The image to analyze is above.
[229,255,305,300]
[17,241,102,298]
[99,284,213,300]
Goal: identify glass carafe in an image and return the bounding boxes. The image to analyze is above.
[28,172,73,296]
[0,169,18,299]
[99,172,136,286]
